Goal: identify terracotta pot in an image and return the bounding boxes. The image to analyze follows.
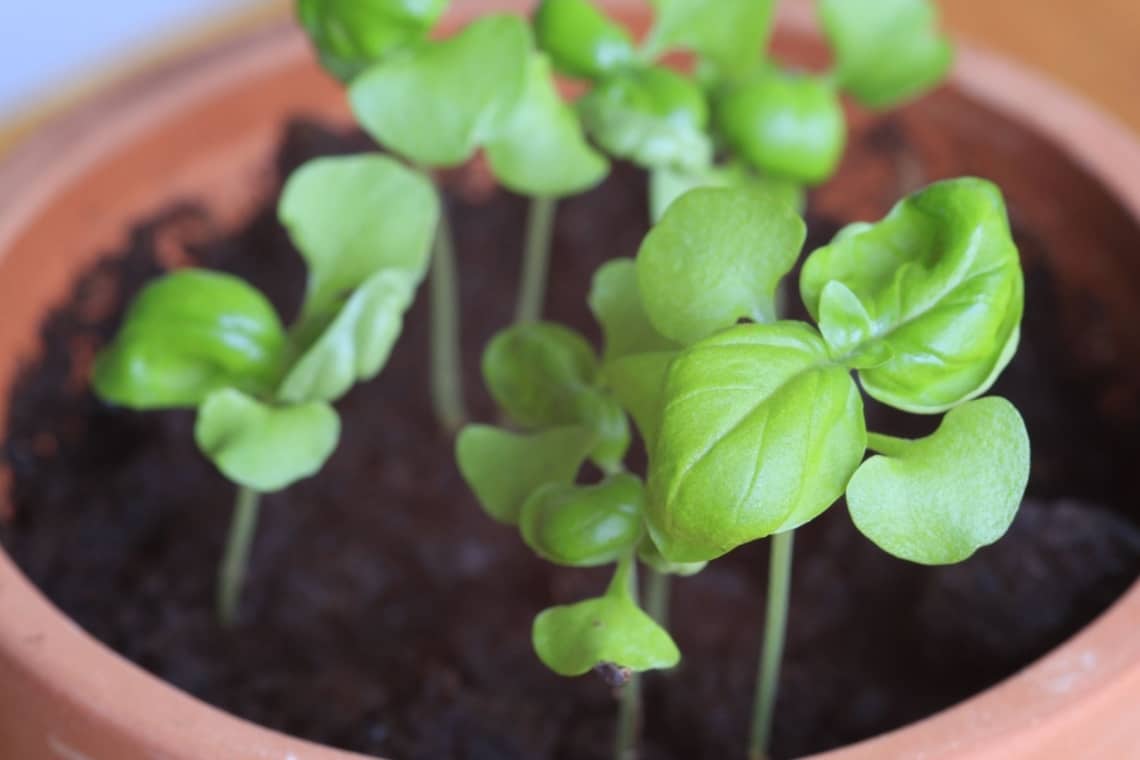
[1,2,1138,758]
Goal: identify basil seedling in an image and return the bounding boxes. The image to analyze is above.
[94,155,438,625]
[459,179,1029,760]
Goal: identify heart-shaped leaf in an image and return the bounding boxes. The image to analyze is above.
[93,270,287,409]
[649,163,804,222]
[534,0,637,80]
[533,557,680,676]
[637,186,806,345]
[349,14,530,167]
[520,474,644,566]
[485,54,610,197]
[279,154,439,326]
[800,177,1024,413]
[278,269,417,403]
[588,259,679,364]
[648,323,865,562]
[847,397,1030,564]
[645,0,776,79]
[456,424,595,524]
[195,389,340,492]
[818,0,953,109]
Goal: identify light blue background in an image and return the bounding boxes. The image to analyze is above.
[0,1,257,116]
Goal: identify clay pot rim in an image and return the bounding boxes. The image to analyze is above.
[1,3,1139,759]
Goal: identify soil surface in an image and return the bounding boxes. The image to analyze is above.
[5,85,1140,760]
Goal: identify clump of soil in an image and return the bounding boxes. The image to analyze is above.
[4,85,1140,760]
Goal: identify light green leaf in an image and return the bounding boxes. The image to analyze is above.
[533,557,680,676]
[648,323,865,562]
[93,270,287,409]
[817,280,891,369]
[800,177,1024,413]
[818,0,953,109]
[636,186,806,345]
[588,259,679,364]
[534,0,637,80]
[520,474,644,567]
[297,0,448,81]
[575,391,631,473]
[848,397,1030,564]
[637,534,706,576]
[649,163,805,223]
[195,389,340,492]
[602,351,675,454]
[278,269,416,403]
[349,14,530,167]
[578,66,712,173]
[485,54,610,197]
[456,424,595,524]
[645,0,776,79]
[279,154,438,325]
[714,69,846,185]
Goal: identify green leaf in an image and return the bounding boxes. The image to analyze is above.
[456,424,595,524]
[637,534,705,576]
[645,0,776,79]
[575,391,631,473]
[578,66,712,173]
[847,397,1030,564]
[93,270,287,409]
[279,154,439,326]
[818,0,953,109]
[520,474,644,566]
[348,14,530,167]
[485,54,610,197]
[534,0,637,80]
[297,0,448,81]
[602,351,675,454]
[278,269,416,403]
[648,323,865,562]
[482,322,598,429]
[636,186,806,345]
[588,259,679,364]
[714,70,846,185]
[195,389,340,492]
[800,177,1024,413]
[649,163,805,222]
[533,557,680,676]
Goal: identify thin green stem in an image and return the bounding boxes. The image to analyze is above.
[749,530,795,760]
[429,209,466,434]
[217,485,261,627]
[645,567,671,627]
[614,557,641,760]
[515,196,557,324]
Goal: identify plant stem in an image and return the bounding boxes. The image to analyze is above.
[429,209,466,434]
[217,485,261,627]
[748,530,795,760]
[515,196,557,324]
[614,559,641,760]
[645,567,671,627]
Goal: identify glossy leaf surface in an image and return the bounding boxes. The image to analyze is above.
[520,474,644,566]
[534,0,636,80]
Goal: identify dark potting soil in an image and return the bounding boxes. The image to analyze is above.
[5,88,1140,760]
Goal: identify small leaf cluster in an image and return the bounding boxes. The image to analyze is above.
[94,155,439,492]
[301,0,610,199]
[535,0,954,218]
[459,177,1030,676]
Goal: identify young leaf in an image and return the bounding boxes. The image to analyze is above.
[648,323,866,562]
[456,424,595,524]
[818,0,953,109]
[278,269,416,403]
[93,270,287,409]
[578,66,712,173]
[636,186,806,345]
[575,391,631,473]
[714,70,846,185]
[533,557,680,676]
[848,397,1030,564]
[644,0,776,78]
[637,534,706,577]
[279,155,439,325]
[588,259,679,364]
[195,389,340,492]
[348,14,530,167]
[601,351,675,454]
[534,0,637,80]
[297,0,448,81]
[800,178,1024,413]
[485,54,610,197]
[482,322,599,429]
[520,474,644,566]
[649,163,804,222]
